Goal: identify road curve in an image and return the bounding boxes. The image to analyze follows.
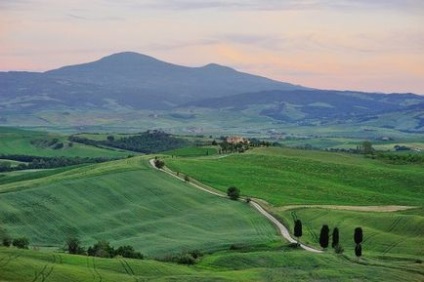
[149,159,322,253]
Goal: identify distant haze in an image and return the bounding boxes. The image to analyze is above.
[1,0,423,94]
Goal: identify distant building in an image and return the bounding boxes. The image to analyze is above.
[226,136,249,144]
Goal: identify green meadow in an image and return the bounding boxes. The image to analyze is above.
[1,245,423,281]
[0,157,279,257]
[1,129,423,281]
[165,147,424,268]
[165,147,424,206]
[0,127,130,158]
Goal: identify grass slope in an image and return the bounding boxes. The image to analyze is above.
[274,207,424,259]
[165,147,424,206]
[165,147,424,266]
[1,247,423,281]
[0,127,130,158]
[0,157,279,257]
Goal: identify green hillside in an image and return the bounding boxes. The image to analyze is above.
[165,147,424,265]
[1,246,423,281]
[0,157,279,257]
[165,147,424,206]
[0,127,130,158]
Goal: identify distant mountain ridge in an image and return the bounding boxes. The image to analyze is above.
[0,51,423,134]
[44,51,305,105]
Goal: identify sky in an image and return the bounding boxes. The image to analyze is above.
[1,0,424,94]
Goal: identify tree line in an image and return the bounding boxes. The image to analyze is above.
[0,154,119,172]
[69,130,188,154]
[294,219,363,258]
[66,237,143,259]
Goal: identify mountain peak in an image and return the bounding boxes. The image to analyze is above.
[99,52,159,63]
[202,63,235,72]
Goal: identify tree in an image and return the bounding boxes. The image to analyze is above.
[354,227,363,245]
[154,159,165,169]
[227,186,240,200]
[319,224,330,249]
[359,141,374,154]
[66,236,85,255]
[355,243,362,258]
[12,237,29,249]
[184,175,190,182]
[2,236,12,247]
[87,240,114,258]
[294,219,302,245]
[332,227,340,248]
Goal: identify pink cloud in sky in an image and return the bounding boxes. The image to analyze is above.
[0,0,423,94]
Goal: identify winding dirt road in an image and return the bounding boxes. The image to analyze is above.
[149,159,322,253]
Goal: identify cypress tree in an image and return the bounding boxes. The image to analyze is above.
[332,227,340,248]
[319,224,330,249]
[294,219,303,245]
[355,244,362,258]
[354,227,363,245]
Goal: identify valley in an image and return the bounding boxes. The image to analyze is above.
[0,127,423,281]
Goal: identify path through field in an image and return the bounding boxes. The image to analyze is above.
[149,159,323,253]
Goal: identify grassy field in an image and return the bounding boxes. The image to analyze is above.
[0,156,279,257]
[1,246,423,281]
[163,146,219,157]
[165,147,424,206]
[0,127,130,158]
[165,147,424,268]
[274,207,424,259]
[1,136,423,281]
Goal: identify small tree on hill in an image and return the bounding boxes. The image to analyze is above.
[154,159,165,169]
[354,227,363,259]
[332,227,340,248]
[354,227,363,245]
[66,236,85,255]
[2,236,12,247]
[12,237,29,249]
[319,224,330,249]
[227,186,240,201]
[294,219,303,245]
[355,243,362,259]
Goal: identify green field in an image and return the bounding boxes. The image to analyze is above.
[1,133,423,281]
[166,147,424,206]
[0,157,279,257]
[165,147,424,269]
[275,207,424,259]
[163,146,219,157]
[0,127,130,158]
[1,246,423,281]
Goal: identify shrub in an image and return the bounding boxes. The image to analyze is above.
[2,237,12,247]
[12,237,29,249]
[227,186,240,200]
[334,244,344,254]
[154,159,165,169]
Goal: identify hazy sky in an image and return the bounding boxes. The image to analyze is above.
[1,0,424,93]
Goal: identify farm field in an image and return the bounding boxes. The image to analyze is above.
[1,245,423,281]
[1,133,423,281]
[165,147,424,268]
[165,147,424,206]
[0,127,130,158]
[0,156,279,257]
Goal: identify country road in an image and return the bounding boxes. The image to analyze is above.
[149,159,322,253]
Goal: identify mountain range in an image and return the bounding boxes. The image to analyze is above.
[1,52,423,135]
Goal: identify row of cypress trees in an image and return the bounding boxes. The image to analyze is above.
[294,220,363,258]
